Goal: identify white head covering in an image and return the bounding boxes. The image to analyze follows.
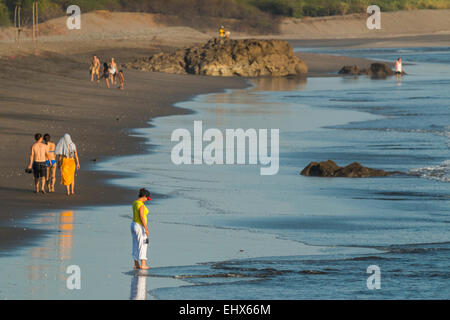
[55,133,77,158]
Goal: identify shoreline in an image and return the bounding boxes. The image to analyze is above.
[0,82,387,298]
[1,41,447,299]
[0,35,438,254]
[0,50,248,253]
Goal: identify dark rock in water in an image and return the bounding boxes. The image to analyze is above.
[125,38,308,77]
[338,65,361,75]
[300,160,341,177]
[300,160,400,178]
[367,62,395,78]
[334,162,389,177]
[338,63,395,79]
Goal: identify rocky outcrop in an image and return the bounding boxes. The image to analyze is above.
[338,63,399,79]
[367,63,395,78]
[338,65,361,75]
[300,160,400,178]
[125,38,308,77]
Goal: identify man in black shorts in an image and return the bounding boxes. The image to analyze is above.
[27,133,52,194]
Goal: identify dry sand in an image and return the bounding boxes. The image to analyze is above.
[277,9,450,40]
[1,9,449,51]
[0,9,448,252]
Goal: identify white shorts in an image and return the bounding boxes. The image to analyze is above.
[131,222,148,261]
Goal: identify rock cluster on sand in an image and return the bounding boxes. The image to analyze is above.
[338,63,401,78]
[300,160,399,178]
[125,38,308,77]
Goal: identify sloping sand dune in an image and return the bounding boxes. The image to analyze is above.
[278,9,450,39]
[2,9,449,45]
[0,11,209,46]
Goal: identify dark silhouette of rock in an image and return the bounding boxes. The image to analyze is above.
[367,63,395,78]
[338,63,397,79]
[338,65,361,75]
[300,160,340,177]
[125,38,308,77]
[300,160,400,178]
[334,162,389,177]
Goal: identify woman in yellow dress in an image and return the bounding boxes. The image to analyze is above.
[55,133,80,196]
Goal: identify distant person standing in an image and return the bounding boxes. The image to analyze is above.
[90,54,100,83]
[56,133,80,196]
[27,133,51,194]
[131,188,152,270]
[395,57,403,80]
[102,62,110,88]
[43,134,57,193]
[109,58,118,85]
[118,70,125,90]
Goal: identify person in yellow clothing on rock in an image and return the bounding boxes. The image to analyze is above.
[219,25,225,38]
[131,188,152,270]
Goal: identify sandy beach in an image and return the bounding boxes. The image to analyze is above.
[0,43,393,251]
[0,49,247,251]
[0,9,449,298]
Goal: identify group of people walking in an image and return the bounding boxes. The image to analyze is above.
[27,133,151,269]
[90,54,125,90]
[27,133,80,196]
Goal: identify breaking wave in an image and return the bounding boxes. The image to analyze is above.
[408,160,450,182]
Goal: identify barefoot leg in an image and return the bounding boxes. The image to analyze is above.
[34,178,39,193]
[46,166,51,191]
[41,177,46,194]
[51,166,56,191]
[140,260,150,270]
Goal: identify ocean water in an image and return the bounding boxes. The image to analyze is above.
[0,47,448,299]
[140,48,450,299]
[102,46,448,299]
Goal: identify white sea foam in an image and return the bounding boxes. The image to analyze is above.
[409,160,450,182]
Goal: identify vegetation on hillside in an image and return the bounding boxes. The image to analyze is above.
[243,0,450,18]
[0,0,449,32]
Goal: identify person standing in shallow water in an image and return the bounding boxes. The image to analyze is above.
[55,133,80,196]
[131,188,151,270]
[395,57,403,80]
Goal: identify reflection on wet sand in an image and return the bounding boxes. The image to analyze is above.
[58,211,74,261]
[204,77,308,126]
[27,211,75,286]
[249,76,307,92]
[130,272,147,300]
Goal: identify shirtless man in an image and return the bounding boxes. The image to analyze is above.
[27,133,51,194]
[43,134,56,192]
[90,54,101,83]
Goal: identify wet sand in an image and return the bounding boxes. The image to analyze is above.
[0,48,247,252]
[0,32,440,252]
